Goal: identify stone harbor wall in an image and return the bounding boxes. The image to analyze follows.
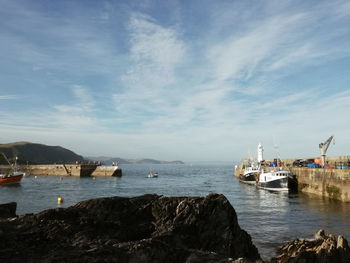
[19,164,97,177]
[290,167,350,202]
[0,164,122,177]
[91,166,122,177]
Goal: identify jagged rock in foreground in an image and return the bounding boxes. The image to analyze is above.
[0,194,262,263]
[270,229,350,263]
[0,202,17,219]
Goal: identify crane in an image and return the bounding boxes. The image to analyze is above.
[319,135,334,167]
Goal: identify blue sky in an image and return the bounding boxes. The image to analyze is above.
[1,0,350,162]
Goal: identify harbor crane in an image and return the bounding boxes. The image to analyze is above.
[319,135,334,167]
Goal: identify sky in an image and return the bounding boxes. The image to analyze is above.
[1,0,350,162]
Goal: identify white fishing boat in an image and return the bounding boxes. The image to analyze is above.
[257,168,292,191]
[240,164,260,184]
[237,143,264,184]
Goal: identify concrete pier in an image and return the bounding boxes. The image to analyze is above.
[91,166,122,177]
[22,164,98,177]
[0,164,122,177]
[289,167,350,202]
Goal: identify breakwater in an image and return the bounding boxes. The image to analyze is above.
[286,156,350,202]
[0,164,122,177]
[91,165,122,177]
[289,167,350,202]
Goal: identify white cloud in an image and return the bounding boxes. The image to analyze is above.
[128,14,186,89]
[208,13,307,82]
[51,85,98,130]
[0,95,18,100]
[1,1,350,161]
[72,85,96,110]
[114,13,186,119]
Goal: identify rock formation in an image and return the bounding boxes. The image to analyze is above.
[270,229,350,263]
[0,202,17,219]
[0,194,262,263]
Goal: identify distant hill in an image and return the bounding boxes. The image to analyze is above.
[0,142,84,164]
[86,156,184,165]
[0,141,184,165]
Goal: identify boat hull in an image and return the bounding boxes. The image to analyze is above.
[239,173,258,184]
[0,174,23,185]
[147,173,158,178]
[257,177,289,191]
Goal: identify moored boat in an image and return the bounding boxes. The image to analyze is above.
[0,153,24,185]
[147,172,158,178]
[236,143,297,191]
[236,143,264,184]
[0,171,23,185]
[240,164,259,184]
[256,168,293,191]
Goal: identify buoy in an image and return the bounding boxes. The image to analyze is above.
[57,197,64,204]
[60,177,63,180]
[34,176,37,179]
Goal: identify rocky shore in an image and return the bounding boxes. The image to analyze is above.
[271,229,350,263]
[0,194,349,263]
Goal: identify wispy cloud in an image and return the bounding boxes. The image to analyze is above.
[0,95,18,100]
[1,0,350,161]
[114,12,186,120]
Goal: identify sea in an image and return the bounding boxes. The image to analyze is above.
[1,163,350,260]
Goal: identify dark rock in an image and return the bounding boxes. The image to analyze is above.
[270,229,350,263]
[0,202,17,219]
[0,194,261,263]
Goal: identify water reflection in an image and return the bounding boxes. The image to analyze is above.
[0,184,21,188]
[229,178,350,260]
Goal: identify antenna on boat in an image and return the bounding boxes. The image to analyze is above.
[0,152,11,166]
[272,137,280,158]
[257,143,264,163]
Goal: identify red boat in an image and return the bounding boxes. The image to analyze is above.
[0,153,24,185]
[0,172,24,185]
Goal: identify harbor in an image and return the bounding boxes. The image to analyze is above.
[1,163,350,261]
[235,158,350,201]
[235,137,350,202]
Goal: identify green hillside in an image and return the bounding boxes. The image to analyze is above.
[0,142,84,164]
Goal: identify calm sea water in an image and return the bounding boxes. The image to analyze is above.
[1,164,350,260]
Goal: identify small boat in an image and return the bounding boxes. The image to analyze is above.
[236,158,260,185]
[257,168,293,191]
[0,153,24,185]
[147,172,158,178]
[237,143,264,185]
[240,164,260,184]
[0,171,24,185]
